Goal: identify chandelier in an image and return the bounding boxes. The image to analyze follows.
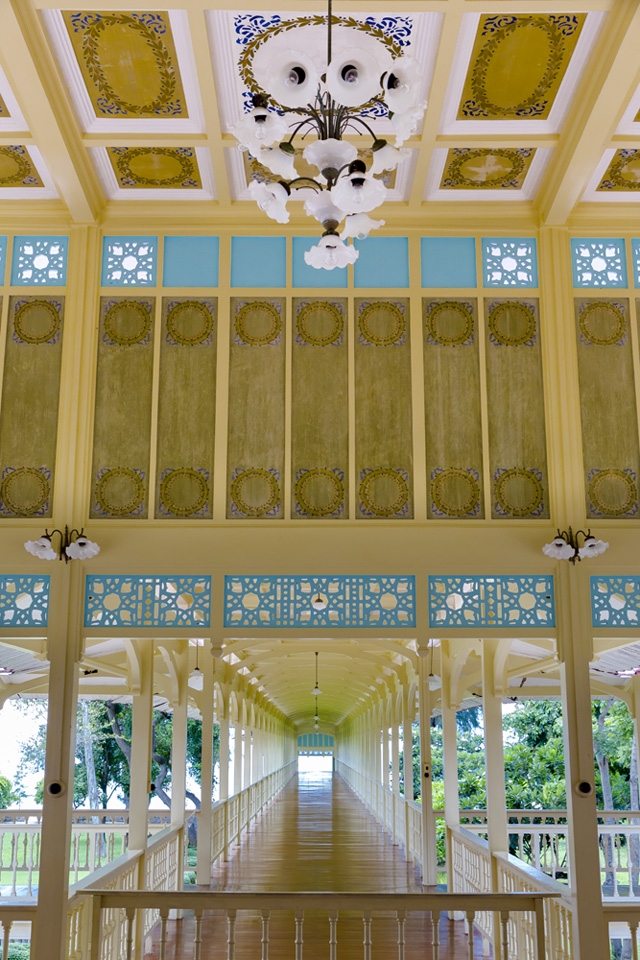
[232,0,426,269]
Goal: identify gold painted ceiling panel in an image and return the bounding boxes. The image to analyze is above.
[0,94,9,117]
[0,147,43,188]
[440,148,534,190]
[598,150,640,192]
[62,11,188,119]
[107,147,202,189]
[458,14,585,120]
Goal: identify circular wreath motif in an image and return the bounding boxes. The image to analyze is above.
[358,302,405,346]
[431,468,480,517]
[579,301,626,346]
[425,302,474,346]
[14,300,60,344]
[295,469,344,517]
[359,468,409,517]
[231,468,280,517]
[235,302,282,345]
[588,469,637,517]
[296,302,343,346]
[115,147,196,187]
[468,19,565,118]
[160,468,208,516]
[80,15,178,115]
[0,147,37,186]
[104,300,151,345]
[95,467,145,516]
[489,301,536,346]
[603,152,640,190]
[166,301,214,345]
[447,149,524,187]
[494,468,544,517]
[0,467,49,516]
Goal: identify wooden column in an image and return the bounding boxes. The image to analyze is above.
[441,642,460,891]
[417,643,438,885]
[481,639,508,862]
[170,644,188,831]
[196,643,214,885]
[129,640,154,853]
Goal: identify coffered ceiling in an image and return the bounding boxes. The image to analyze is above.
[0,1,637,227]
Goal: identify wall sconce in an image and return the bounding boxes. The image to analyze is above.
[25,526,100,563]
[542,527,608,564]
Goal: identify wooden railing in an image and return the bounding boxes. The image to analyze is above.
[604,904,640,960]
[84,889,556,960]
[0,904,37,960]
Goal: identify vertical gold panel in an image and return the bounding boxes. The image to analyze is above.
[90,297,155,519]
[291,298,348,519]
[355,298,413,519]
[423,299,483,519]
[576,298,639,518]
[0,297,64,518]
[227,298,285,519]
[485,298,549,519]
[155,298,217,519]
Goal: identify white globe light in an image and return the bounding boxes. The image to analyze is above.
[249,180,291,224]
[304,235,359,270]
[65,536,100,561]
[331,172,387,214]
[252,49,320,109]
[24,536,57,561]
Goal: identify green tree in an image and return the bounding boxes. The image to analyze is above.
[0,773,19,807]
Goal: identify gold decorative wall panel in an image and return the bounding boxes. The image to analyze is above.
[485,299,549,519]
[227,298,285,519]
[90,297,155,518]
[597,150,640,192]
[575,299,640,518]
[423,299,483,519]
[155,298,217,519]
[63,11,188,119]
[291,298,348,519]
[355,299,413,519]
[458,15,585,120]
[0,297,65,518]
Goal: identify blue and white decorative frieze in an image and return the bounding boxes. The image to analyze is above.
[84,575,211,628]
[631,239,640,288]
[11,237,68,286]
[0,236,7,285]
[224,575,416,628]
[571,239,627,288]
[0,575,50,626]
[591,576,640,627]
[429,575,555,628]
[298,734,334,748]
[101,237,158,286]
[482,238,538,288]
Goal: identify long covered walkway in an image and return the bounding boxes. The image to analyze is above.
[145,770,481,959]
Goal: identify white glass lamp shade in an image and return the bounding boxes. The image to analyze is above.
[542,537,576,561]
[331,172,387,214]
[303,138,357,175]
[255,146,297,180]
[340,213,385,240]
[25,536,57,561]
[232,108,288,154]
[325,52,382,108]
[370,143,410,175]
[578,536,609,560]
[304,235,359,270]
[249,179,291,224]
[390,102,427,146]
[252,48,320,109]
[65,536,100,561]
[384,57,425,113]
[304,191,345,225]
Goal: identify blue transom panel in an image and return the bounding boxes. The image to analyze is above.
[591,576,640,627]
[0,575,50,626]
[224,575,416,628]
[429,575,555,628]
[84,575,211,628]
[298,734,334,748]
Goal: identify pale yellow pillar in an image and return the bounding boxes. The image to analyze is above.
[170,644,188,831]
[34,562,82,960]
[233,721,243,795]
[441,642,460,891]
[481,639,508,861]
[417,643,438,885]
[129,640,154,854]
[196,644,214,885]
[558,564,609,958]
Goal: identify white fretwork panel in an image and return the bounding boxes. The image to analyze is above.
[224,575,416,627]
[429,575,555,628]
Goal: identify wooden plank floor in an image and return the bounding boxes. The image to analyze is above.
[145,770,487,958]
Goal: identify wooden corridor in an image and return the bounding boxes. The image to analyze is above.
[145,769,485,959]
